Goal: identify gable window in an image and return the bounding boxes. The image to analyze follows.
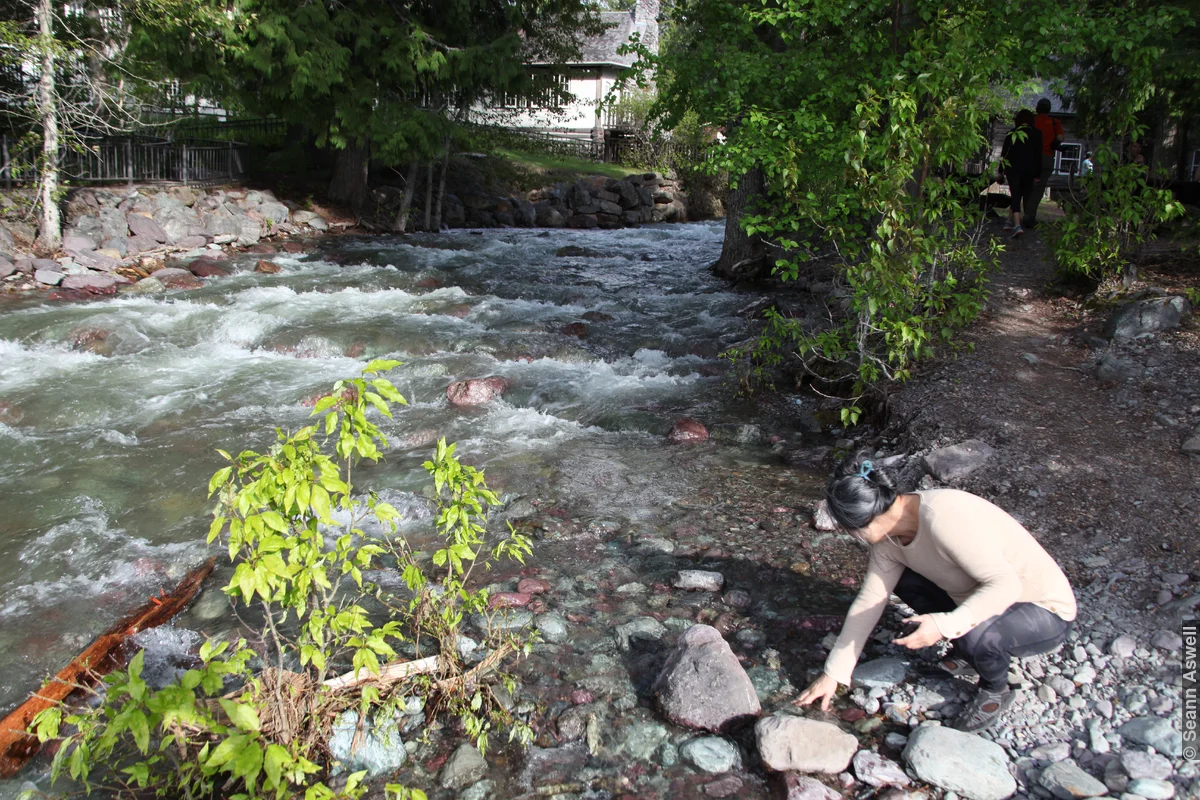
[1054,142,1083,175]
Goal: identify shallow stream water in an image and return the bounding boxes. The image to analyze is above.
[0,222,841,798]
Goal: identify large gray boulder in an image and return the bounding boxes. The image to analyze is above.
[62,273,118,293]
[923,439,996,481]
[653,624,760,732]
[1103,295,1191,341]
[1119,716,1183,757]
[755,714,857,774]
[153,206,201,243]
[258,200,290,227]
[902,724,1016,800]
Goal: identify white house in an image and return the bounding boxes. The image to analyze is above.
[478,0,660,144]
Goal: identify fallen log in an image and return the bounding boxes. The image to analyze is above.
[0,557,216,778]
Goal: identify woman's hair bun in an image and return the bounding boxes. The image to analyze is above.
[825,450,898,530]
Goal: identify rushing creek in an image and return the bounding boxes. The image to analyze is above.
[0,222,841,798]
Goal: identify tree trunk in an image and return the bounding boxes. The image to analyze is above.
[328,142,370,211]
[394,161,418,233]
[432,138,450,231]
[422,162,434,231]
[34,0,60,253]
[711,166,768,281]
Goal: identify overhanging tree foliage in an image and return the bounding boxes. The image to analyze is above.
[131,0,604,211]
[649,0,1196,418]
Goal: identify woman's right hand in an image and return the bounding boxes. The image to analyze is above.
[792,673,839,711]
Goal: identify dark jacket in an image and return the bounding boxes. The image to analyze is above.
[1001,125,1043,178]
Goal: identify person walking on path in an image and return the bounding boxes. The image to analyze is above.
[1000,109,1042,239]
[1026,98,1064,228]
[794,454,1077,732]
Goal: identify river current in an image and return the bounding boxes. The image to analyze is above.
[0,222,838,796]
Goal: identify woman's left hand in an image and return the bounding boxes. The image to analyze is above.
[894,614,944,649]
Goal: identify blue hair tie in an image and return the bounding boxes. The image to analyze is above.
[857,460,874,480]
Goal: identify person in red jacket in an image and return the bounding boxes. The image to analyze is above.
[1026,98,1064,228]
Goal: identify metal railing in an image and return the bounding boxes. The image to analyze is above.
[0,134,251,187]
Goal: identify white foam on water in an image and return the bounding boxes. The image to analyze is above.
[0,498,202,620]
[95,429,138,447]
[468,405,605,449]
[0,338,105,389]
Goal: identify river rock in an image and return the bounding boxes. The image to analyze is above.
[1126,778,1176,799]
[781,774,843,800]
[559,322,588,338]
[902,724,1016,800]
[536,612,568,644]
[854,750,911,787]
[1031,742,1072,763]
[755,714,857,774]
[258,200,290,227]
[615,616,666,651]
[446,377,510,407]
[812,500,839,531]
[123,213,163,243]
[1103,295,1191,341]
[517,578,550,595]
[1119,716,1182,757]
[1150,630,1183,652]
[62,233,97,254]
[440,742,488,789]
[1109,635,1137,657]
[34,269,63,286]
[127,276,166,294]
[1096,353,1141,382]
[1039,760,1108,799]
[152,267,203,290]
[62,273,118,293]
[667,418,708,444]
[0,259,14,279]
[680,736,741,773]
[1121,751,1173,781]
[673,570,725,592]
[255,259,281,274]
[188,257,230,278]
[489,592,532,609]
[922,439,996,481]
[654,624,760,732]
[1182,425,1200,455]
[327,710,406,777]
[852,657,908,690]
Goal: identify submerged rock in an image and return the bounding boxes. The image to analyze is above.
[446,377,511,407]
[673,570,725,592]
[654,624,760,732]
[755,714,857,774]
[667,418,709,444]
[680,736,741,774]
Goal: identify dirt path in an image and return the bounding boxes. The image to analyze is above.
[886,222,1200,630]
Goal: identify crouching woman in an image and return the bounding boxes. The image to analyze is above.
[795,455,1077,731]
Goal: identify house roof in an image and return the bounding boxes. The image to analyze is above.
[530,9,658,69]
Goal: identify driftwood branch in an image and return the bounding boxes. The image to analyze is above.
[322,655,443,691]
[0,557,216,778]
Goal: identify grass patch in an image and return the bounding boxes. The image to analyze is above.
[495,148,641,181]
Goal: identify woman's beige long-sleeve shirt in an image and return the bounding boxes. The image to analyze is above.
[822,489,1077,686]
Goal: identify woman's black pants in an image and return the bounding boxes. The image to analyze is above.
[893,568,1072,691]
